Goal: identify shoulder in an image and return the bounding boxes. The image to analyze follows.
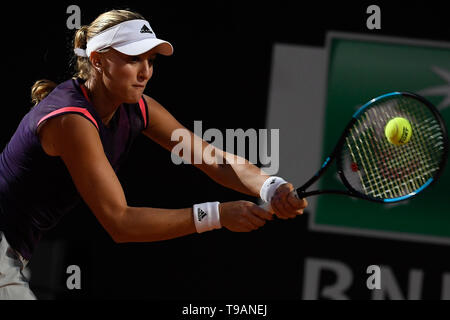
[142,94,163,108]
[38,113,100,157]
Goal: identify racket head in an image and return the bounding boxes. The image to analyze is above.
[335,92,448,203]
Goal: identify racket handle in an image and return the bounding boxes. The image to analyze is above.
[259,190,301,213]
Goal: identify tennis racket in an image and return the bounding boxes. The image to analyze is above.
[263,91,448,211]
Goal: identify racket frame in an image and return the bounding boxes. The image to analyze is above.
[296,92,449,203]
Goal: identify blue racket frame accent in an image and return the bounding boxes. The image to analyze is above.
[314,157,331,177]
[383,178,434,203]
[321,157,331,169]
[352,92,401,118]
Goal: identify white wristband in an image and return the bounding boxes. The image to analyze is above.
[260,176,288,203]
[192,202,221,233]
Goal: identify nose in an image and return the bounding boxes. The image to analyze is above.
[138,60,153,82]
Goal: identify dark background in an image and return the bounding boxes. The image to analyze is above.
[1,1,449,301]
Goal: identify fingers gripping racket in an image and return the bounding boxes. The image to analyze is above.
[263,92,448,211]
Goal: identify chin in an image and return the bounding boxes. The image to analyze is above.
[124,95,142,104]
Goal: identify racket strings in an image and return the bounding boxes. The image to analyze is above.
[379,102,423,195]
[350,121,385,197]
[358,116,397,197]
[371,108,412,197]
[381,101,436,194]
[358,112,400,197]
[378,99,442,196]
[377,104,440,197]
[345,136,369,195]
[347,117,406,198]
[392,100,441,182]
[342,95,445,200]
[346,112,407,198]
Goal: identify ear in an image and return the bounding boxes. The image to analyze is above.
[89,52,103,73]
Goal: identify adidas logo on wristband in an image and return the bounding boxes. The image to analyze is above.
[193,202,221,233]
[197,208,207,222]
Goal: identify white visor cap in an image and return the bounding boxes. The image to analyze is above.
[75,19,173,58]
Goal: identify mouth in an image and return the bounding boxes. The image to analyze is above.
[133,84,146,89]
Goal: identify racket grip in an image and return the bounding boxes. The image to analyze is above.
[259,190,301,213]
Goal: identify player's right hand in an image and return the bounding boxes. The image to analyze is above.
[219,201,273,232]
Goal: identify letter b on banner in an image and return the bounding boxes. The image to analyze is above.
[303,258,353,300]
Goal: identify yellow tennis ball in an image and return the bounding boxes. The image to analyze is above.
[384,117,412,145]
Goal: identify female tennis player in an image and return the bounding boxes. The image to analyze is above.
[0,9,307,299]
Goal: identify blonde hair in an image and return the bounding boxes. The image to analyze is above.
[30,9,145,106]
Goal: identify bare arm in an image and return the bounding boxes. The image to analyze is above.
[38,114,271,242]
[142,95,308,219]
[38,114,196,242]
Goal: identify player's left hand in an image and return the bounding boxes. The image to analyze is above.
[270,183,308,219]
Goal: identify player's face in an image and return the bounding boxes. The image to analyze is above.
[100,48,157,103]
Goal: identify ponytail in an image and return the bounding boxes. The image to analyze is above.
[73,25,91,80]
[30,79,57,106]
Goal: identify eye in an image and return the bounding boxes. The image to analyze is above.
[129,56,155,65]
[130,56,140,63]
